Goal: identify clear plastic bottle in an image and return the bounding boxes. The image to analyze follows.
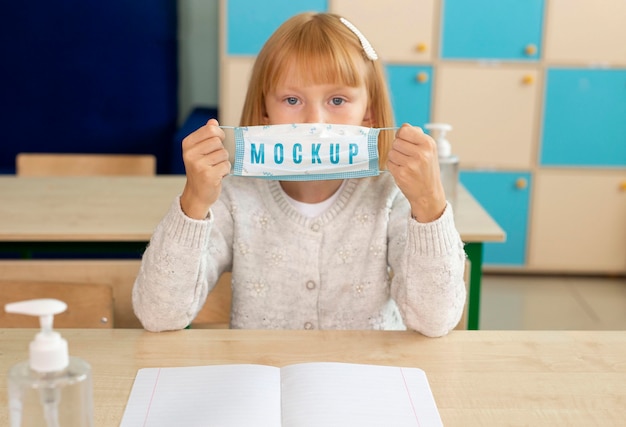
[425,123,459,207]
[5,299,94,427]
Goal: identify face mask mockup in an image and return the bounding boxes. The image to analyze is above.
[229,123,385,181]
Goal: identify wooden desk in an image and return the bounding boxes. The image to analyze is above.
[0,176,183,244]
[0,177,504,329]
[0,329,623,426]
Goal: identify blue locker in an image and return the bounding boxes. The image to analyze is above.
[460,171,532,266]
[441,0,545,60]
[541,68,626,167]
[227,0,327,55]
[386,65,433,128]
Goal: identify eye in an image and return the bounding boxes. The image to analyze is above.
[330,97,346,106]
[285,97,299,106]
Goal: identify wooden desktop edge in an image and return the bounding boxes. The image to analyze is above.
[0,176,504,243]
[0,329,624,427]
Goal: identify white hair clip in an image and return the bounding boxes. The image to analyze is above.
[340,17,378,61]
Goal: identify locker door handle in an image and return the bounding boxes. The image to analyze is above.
[416,72,429,83]
[524,44,537,56]
[415,42,428,53]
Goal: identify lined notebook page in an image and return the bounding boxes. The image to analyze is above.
[281,363,442,427]
[120,363,442,427]
[120,364,282,427]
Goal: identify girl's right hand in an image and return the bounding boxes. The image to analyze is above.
[180,118,231,219]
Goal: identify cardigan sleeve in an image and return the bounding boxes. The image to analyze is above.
[389,202,467,337]
[132,196,232,332]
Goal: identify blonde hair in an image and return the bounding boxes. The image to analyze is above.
[239,12,395,168]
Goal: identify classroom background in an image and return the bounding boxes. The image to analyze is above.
[1,0,624,330]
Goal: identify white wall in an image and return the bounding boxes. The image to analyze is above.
[177,0,220,124]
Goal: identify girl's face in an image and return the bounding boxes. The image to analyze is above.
[263,63,372,127]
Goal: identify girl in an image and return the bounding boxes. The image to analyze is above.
[133,12,466,337]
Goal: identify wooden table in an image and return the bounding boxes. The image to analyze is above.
[0,176,183,246]
[0,329,624,426]
[0,176,504,329]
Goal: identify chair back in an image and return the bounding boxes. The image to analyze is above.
[191,272,232,328]
[16,153,156,176]
[0,260,231,329]
[454,259,472,330]
[0,281,114,328]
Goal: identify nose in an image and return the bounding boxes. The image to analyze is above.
[303,104,325,124]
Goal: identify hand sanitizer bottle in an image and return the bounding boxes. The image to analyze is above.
[5,299,94,427]
[425,123,459,207]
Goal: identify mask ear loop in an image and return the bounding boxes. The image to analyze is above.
[339,17,378,61]
[221,125,398,132]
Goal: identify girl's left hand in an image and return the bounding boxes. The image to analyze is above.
[386,124,447,223]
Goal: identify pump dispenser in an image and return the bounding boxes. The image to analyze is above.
[425,123,459,207]
[5,299,93,427]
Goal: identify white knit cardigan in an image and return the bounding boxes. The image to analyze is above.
[132,172,467,337]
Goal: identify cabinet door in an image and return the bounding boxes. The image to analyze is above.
[544,0,626,66]
[225,0,327,55]
[331,0,436,63]
[529,170,626,273]
[460,171,531,266]
[441,0,544,60]
[386,65,433,127]
[433,64,540,169]
[219,57,255,159]
[540,68,626,167]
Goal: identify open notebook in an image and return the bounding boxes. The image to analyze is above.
[120,362,443,427]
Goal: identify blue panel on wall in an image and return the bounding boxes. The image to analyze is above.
[0,1,178,174]
[541,68,626,167]
[441,0,544,60]
[460,171,531,266]
[386,65,432,128]
[227,0,328,55]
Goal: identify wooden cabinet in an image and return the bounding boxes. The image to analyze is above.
[433,64,540,169]
[544,0,626,66]
[218,0,626,273]
[440,0,544,60]
[220,57,255,135]
[386,65,433,127]
[330,0,436,63]
[460,171,532,267]
[529,170,626,273]
[541,68,626,167]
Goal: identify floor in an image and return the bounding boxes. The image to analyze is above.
[479,274,626,330]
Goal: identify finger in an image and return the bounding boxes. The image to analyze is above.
[182,121,226,148]
[204,160,232,187]
[395,123,419,139]
[203,147,230,167]
[184,140,223,165]
[217,159,232,179]
[185,145,230,176]
[386,146,409,167]
[389,132,429,165]
[390,138,420,158]
[396,124,432,147]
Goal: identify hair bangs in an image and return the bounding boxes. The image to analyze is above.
[265,19,367,93]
